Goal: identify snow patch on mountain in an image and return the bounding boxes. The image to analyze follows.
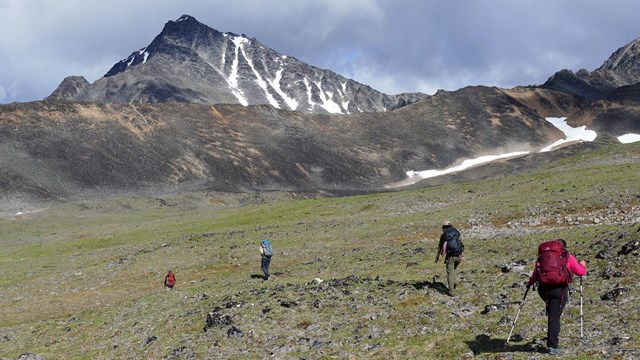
[403,117,612,183]
[304,78,316,112]
[405,151,530,180]
[228,35,249,106]
[235,38,280,109]
[540,117,597,152]
[269,68,298,110]
[618,133,640,143]
[315,81,342,114]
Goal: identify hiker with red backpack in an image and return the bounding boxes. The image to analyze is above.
[527,239,586,355]
[435,221,465,296]
[164,270,175,289]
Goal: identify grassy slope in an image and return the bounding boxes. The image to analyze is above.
[1,142,639,359]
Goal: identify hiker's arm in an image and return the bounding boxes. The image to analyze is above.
[568,255,587,276]
[435,236,444,263]
[526,261,540,287]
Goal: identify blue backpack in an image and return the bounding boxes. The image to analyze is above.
[261,239,273,257]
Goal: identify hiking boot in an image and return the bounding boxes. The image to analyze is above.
[547,347,560,355]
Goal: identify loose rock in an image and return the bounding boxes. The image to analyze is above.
[204,309,233,331]
[226,326,244,338]
[618,240,639,255]
[600,288,630,301]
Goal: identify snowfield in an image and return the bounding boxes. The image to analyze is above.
[406,117,640,181]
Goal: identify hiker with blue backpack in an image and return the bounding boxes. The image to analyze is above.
[260,239,273,280]
[435,221,465,296]
[527,239,587,355]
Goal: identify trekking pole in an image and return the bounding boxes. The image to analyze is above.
[507,286,530,344]
[580,276,584,339]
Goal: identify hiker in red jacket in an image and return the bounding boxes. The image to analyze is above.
[164,270,175,289]
[527,239,586,355]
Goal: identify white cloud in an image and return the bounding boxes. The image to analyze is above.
[1,0,640,103]
[0,81,19,103]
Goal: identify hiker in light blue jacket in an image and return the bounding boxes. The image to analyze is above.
[260,239,273,280]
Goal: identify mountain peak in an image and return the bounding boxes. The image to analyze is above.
[49,15,426,113]
[597,36,640,79]
[175,14,197,22]
[542,36,640,100]
[163,14,210,33]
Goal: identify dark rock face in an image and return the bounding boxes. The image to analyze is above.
[542,37,640,100]
[566,83,640,138]
[48,15,426,114]
[598,37,640,84]
[541,69,612,100]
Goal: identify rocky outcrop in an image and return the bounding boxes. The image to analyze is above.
[542,37,640,100]
[565,83,640,135]
[45,76,89,101]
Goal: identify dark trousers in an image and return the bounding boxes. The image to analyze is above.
[261,256,271,277]
[538,286,568,349]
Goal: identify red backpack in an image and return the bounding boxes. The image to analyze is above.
[537,240,572,287]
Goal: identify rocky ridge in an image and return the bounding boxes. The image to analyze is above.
[541,36,640,99]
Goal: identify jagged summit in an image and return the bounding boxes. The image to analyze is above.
[49,15,425,114]
[104,15,222,78]
[597,36,640,82]
[176,14,196,22]
[541,36,640,100]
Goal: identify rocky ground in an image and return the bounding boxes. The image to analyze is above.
[1,142,639,359]
[175,222,639,360]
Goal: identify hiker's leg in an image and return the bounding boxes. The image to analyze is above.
[453,257,461,289]
[546,287,564,349]
[446,256,457,291]
[265,257,271,276]
[261,257,270,277]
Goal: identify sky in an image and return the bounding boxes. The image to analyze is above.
[1,0,640,104]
